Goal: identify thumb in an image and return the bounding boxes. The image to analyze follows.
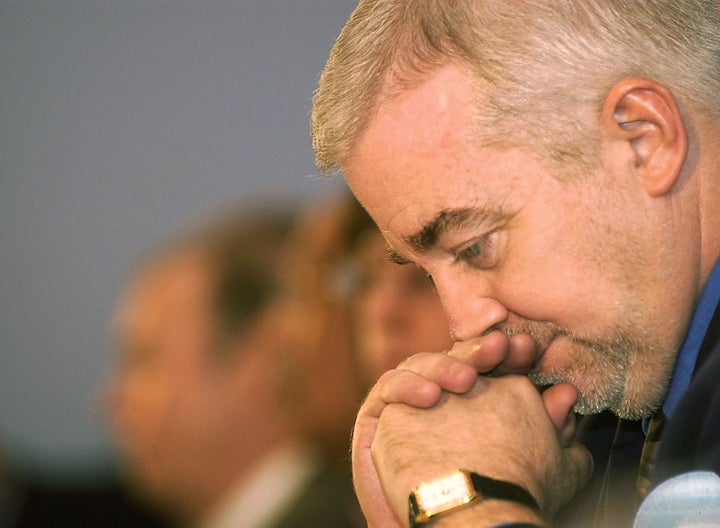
[542,383,579,445]
[546,440,594,516]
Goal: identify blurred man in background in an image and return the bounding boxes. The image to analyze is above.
[104,202,363,528]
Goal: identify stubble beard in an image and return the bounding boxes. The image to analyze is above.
[506,322,671,421]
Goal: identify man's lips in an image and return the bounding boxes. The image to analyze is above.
[534,335,556,365]
[505,322,563,366]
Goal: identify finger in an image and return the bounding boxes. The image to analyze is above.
[542,382,579,444]
[354,362,479,454]
[445,332,510,373]
[544,441,593,516]
[352,362,460,528]
[568,440,594,486]
[351,411,405,528]
[564,441,594,499]
[358,369,443,423]
[501,333,539,372]
[396,352,479,394]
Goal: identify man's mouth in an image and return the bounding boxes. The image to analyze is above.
[533,335,556,367]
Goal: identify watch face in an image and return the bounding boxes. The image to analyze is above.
[415,470,477,514]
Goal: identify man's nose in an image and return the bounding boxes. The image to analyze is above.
[432,270,508,341]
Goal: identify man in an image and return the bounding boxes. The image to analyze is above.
[311,1,720,527]
[104,204,362,528]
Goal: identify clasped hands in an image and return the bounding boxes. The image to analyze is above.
[352,330,594,527]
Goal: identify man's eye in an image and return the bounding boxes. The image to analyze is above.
[455,240,484,262]
[453,233,499,269]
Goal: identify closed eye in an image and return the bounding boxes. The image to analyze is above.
[454,240,483,262]
[452,232,501,270]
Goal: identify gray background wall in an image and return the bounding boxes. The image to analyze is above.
[0,0,356,480]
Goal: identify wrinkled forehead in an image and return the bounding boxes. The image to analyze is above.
[346,68,474,223]
[346,174,504,264]
[343,145,518,258]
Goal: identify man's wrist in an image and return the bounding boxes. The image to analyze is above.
[407,470,545,528]
[430,499,545,528]
[493,524,545,528]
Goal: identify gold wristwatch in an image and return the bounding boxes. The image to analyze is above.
[408,469,540,527]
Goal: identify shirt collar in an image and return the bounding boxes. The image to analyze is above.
[662,256,720,419]
[200,441,320,528]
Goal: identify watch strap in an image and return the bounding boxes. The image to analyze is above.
[408,470,540,527]
[469,473,540,513]
[492,522,543,528]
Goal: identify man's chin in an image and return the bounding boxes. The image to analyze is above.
[528,368,621,417]
[529,370,659,420]
[608,399,662,421]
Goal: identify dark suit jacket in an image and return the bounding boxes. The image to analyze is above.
[653,301,720,483]
[555,301,720,528]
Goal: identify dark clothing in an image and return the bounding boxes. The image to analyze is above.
[10,478,171,528]
[653,273,720,483]
[554,413,644,528]
[556,283,720,527]
[653,323,720,484]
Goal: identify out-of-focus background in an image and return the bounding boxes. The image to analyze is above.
[0,0,356,483]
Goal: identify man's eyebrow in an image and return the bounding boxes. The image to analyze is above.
[385,245,411,265]
[405,207,507,253]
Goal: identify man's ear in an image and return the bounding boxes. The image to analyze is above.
[601,77,688,197]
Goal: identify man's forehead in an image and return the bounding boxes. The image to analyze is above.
[343,64,480,182]
[377,205,510,262]
[343,62,531,259]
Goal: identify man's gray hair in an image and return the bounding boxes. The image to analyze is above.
[312,0,720,176]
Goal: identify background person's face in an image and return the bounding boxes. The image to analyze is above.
[104,255,228,498]
[344,64,693,419]
[354,232,453,381]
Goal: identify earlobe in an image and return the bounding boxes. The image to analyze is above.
[601,77,688,197]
